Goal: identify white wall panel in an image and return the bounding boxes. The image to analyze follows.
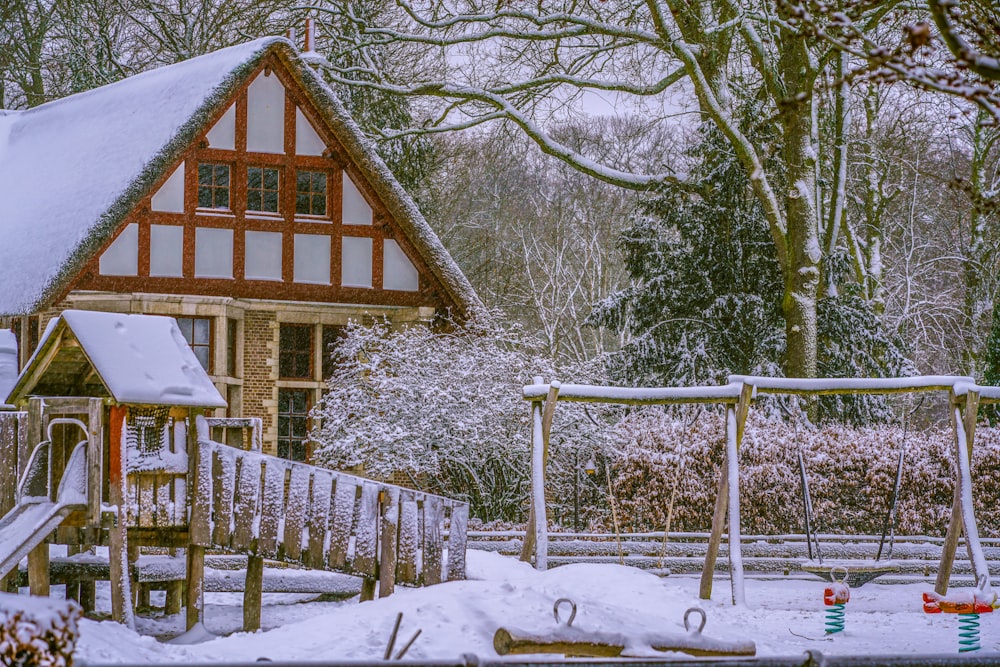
[99,223,138,276]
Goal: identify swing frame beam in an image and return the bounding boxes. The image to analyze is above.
[522,374,1000,605]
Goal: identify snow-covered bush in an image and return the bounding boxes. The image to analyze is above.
[310,316,605,521]
[0,593,81,667]
[608,409,1000,537]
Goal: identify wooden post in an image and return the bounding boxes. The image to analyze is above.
[700,383,752,602]
[107,404,134,629]
[529,398,547,570]
[86,398,104,531]
[163,581,182,615]
[520,378,558,563]
[936,392,988,594]
[27,542,49,596]
[700,466,727,600]
[27,398,43,494]
[360,577,376,602]
[185,545,205,630]
[243,555,264,632]
[186,407,206,630]
[378,487,400,598]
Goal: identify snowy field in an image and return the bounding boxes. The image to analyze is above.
[66,550,999,663]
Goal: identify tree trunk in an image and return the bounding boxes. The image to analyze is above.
[779,38,821,380]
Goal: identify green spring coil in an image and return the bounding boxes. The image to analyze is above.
[958,613,980,652]
[825,603,845,634]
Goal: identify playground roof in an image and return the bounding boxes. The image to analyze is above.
[6,310,226,408]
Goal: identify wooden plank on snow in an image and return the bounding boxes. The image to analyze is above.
[189,442,213,546]
[327,477,356,569]
[282,464,311,562]
[307,470,333,569]
[379,486,400,597]
[446,504,468,581]
[232,455,262,552]
[352,482,379,577]
[258,459,286,559]
[211,449,238,548]
[397,497,419,585]
[422,498,444,585]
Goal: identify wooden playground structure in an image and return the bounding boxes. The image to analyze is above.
[0,310,469,631]
[522,374,1000,604]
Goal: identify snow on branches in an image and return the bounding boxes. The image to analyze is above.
[0,593,81,667]
[310,315,605,520]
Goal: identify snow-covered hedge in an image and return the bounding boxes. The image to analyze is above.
[610,410,1000,536]
[0,593,81,667]
[311,317,605,521]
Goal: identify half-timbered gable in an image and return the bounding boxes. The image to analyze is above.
[0,36,483,461]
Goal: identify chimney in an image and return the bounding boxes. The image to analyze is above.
[304,18,315,54]
[286,27,297,49]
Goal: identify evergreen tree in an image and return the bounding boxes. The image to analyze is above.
[590,116,914,424]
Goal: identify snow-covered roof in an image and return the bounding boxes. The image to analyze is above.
[7,310,226,408]
[0,37,483,319]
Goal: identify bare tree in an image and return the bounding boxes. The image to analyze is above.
[312,0,908,379]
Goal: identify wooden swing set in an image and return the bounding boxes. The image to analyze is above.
[521,374,1000,605]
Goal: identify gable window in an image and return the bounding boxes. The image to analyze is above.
[197,163,230,209]
[295,170,327,217]
[279,323,312,379]
[277,389,310,462]
[177,316,212,371]
[247,167,280,213]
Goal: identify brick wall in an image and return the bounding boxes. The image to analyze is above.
[242,310,278,455]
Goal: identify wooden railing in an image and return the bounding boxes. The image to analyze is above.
[189,440,469,586]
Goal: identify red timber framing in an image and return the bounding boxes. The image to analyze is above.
[66,54,452,311]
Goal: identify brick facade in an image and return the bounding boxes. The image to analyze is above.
[242,310,278,453]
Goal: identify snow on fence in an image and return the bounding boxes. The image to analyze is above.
[189,439,468,586]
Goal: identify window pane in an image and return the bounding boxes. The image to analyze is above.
[216,165,229,185]
[278,415,289,437]
[321,325,345,379]
[247,191,262,211]
[263,190,278,212]
[193,318,210,345]
[248,167,261,189]
[177,317,192,340]
[264,169,279,189]
[194,346,210,370]
[296,194,310,215]
[198,187,213,208]
[279,324,312,378]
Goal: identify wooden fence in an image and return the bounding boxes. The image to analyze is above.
[189,440,469,587]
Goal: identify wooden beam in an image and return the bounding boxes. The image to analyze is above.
[378,487,400,598]
[185,545,205,630]
[27,542,49,597]
[107,405,134,628]
[87,399,104,529]
[243,555,264,632]
[521,380,559,563]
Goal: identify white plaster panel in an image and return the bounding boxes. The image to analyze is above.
[383,239,419,291]
[206,105,236,150]
[295,108,326,156]
[194,227,233,278]
[151,162,185,213]
[150,225,184,277]
[341,236,373,288]
[342,172,373,225]
[247,72,285,154]
[294,233,331,284]
[245,230,283,281]
[99,223,138,276]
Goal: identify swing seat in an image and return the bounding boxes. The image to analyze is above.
[800,561,898,587]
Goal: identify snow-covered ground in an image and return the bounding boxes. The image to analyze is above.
[67,551,999,663]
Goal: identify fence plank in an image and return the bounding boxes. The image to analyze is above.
[283,465,311,562]
[211,450,238,548]
[189,443,213,546]
[232,456,262,552]
[307,470,334,569]
[397,498,419,585]
[446,504,469,581]
[155,475,172,527]
[353,482,380,577]
[379,486,401,598]
[422,498,444,586]
[328,478,357,569]
[258,459,286,558]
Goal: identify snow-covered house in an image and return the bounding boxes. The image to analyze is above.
[0,36,482,461]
